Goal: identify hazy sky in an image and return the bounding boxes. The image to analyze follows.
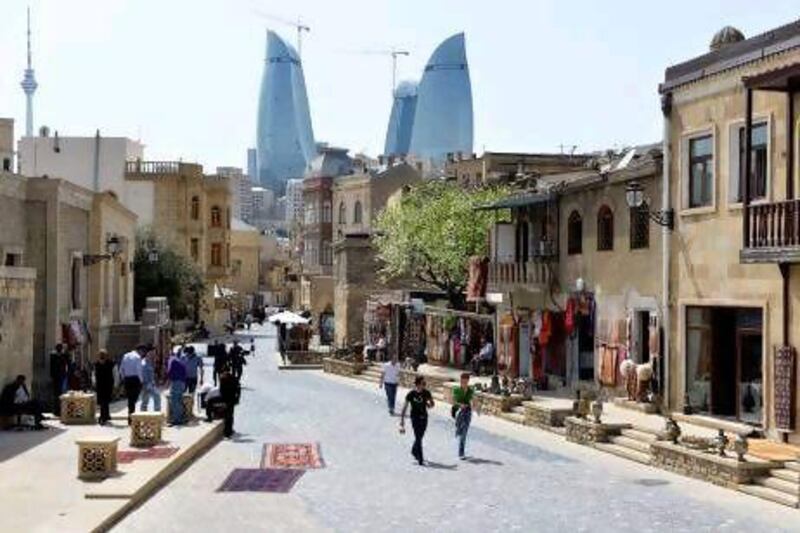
[1,0,798,171]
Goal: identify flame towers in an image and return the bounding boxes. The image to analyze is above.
[256,31,316,194]
[384,33,473,163]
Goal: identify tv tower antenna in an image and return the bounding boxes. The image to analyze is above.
[20,6,38,137]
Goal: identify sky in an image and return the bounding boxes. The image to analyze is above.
[1,0,799,172]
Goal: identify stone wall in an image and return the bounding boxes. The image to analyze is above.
[651,441,774,488]
[323,358,365,376]
[288,351,325,365]
[564,416,630,445]
[475,392,523,416]
[524,403,573,429]
[0,267,36,386]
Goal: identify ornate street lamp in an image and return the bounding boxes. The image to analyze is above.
[83,234,123,266]
[624,180,674,230]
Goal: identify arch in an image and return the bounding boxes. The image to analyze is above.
[338,201,347,224]
[567,210,582,255]
[354,200,363,224]
[597,205,614,251]
[191,196,200,220]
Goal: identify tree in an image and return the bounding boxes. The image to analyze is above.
[373,181,508,309]
[133,229,205,320]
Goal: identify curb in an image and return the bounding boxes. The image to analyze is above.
[90,420,223,532]
[278,364,324,371]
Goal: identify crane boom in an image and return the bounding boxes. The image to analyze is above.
[252,8,311,57]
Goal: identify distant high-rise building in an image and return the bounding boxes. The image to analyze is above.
[20,7,38,138]
[406,33,473,164]
[247,148,257,182]
[285,178,304,224]
[217,166,253,221]
[383,81,418,157]
[256,31,316,195]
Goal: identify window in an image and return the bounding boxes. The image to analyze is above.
[597,205,614,251]
[322,201,332,223]
[354,201,363,224]
[736,122,768,202]
[71,256,82,310]
[227,208,231,229]
[321,240,332,266]
[190,196,200,220]
[688,135,713,208]
[629,205,649,250]
[567,211,582,255]
[190,238,199,262]
[232,259,242,277]
[210,206,222,227]
[211,243,222,266]
[2,158,10,172]
[338,202,346,224]
[4,252,22,266]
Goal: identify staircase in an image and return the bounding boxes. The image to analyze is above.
[498,405,527,425]
[354,363,447,401]
[594,427,657,465]
[738,461,800,508]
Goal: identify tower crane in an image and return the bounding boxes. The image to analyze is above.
[252,9,310,58]
[350,48,410,93]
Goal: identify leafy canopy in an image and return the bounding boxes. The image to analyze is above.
[373,180,508,307]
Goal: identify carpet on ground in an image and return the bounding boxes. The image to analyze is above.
[261,442,325,469]
[747,439,800,462]
[117,446,179,463]
[217,468,304,493]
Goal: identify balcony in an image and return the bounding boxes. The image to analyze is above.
[741,199,800,263]
[488,259,553,291]
[125,160,203,179]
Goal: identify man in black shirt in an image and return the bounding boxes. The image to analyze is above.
[399,375,434,465]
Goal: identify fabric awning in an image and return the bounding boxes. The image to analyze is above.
[474,192,554,211]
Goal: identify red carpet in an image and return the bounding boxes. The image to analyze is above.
[261,442,325,469]
[117,446,179,464]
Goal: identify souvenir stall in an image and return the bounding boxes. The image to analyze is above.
[497,312,518,377]
[597,318,628,389]
[364,300,393,354]
[564,283,596,386]
[424,307,494,369]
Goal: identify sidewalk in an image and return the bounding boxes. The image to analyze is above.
[0,399,221,533]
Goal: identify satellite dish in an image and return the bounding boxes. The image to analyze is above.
[615,148,636,171]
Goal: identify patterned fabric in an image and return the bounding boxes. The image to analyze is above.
[117,446,179,464]
[261,442,325,469]
[217,468,304,493]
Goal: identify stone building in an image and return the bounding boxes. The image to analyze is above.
[659,21,800,442]
[482,146,663,388]
[229,218,262,298]
[445,151,593,189]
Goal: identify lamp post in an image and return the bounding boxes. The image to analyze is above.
[83,235,123,266]
[625,181,674,230]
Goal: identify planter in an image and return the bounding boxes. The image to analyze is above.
[650,441,775,488]
[287,351,325,365]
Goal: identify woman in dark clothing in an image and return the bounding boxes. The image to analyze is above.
[399,375,435,466]
[94,350,116,425]
[218,367,241,438]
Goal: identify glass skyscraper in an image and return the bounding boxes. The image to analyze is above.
[383,80,418,157]
[256,31,316,194]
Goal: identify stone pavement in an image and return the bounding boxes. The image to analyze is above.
[116,323,800,533]
[0,389,221,532]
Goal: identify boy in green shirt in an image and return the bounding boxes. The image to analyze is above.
[453,372,479,459]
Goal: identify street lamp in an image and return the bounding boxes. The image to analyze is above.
[83,234,124,266]
[624,180,674,230]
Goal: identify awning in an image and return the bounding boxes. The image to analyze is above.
[474,192,554,211]
[214,284,237,298]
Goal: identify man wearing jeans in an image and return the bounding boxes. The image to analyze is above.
[119,345,145,424]
[379,355,401,416]
[166,352,187,425]
[140,349,162,412]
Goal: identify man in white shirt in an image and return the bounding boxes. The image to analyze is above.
[379,355,401,416]
[1,375,44,429]
[119,345,146,424]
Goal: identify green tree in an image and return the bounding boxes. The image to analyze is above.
[373,181,508,309]
[133,229,205,320]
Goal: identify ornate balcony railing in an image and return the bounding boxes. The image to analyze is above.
[742,199,800,263]
[488,259,553,289]
[125,160,203,178]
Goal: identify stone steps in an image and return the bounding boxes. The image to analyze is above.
[772,468,800,484]
[609,435,652,454]
[621,428,659,443]
[594,442,651,465]
[756,476,800,496]
[498,411,526,425]
[785,461,800,473]
[511,406,526,415]
[738,484,800,508]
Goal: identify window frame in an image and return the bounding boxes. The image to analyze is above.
[353,200,363,225]
[210,205,222,227]
[681,127,716,213]
[629,203,650,250]
[728,117,771,205]
[597,205,614,252]
[210,243,222,267]
[190,196,200,220]
[567,210,583,255]
[338,201,346,224]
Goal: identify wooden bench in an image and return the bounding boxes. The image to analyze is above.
[76,436,119,479]
[60,392,96,425]
[130,412,164,447]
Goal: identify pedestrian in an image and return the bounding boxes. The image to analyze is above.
[230,340,246,380]
[212,341,229,386]
[379,355,401,416]
[183,346,203,394]
[49,343,68,414]
[453,372,479,459]
[399,376,435,466]
[119,345,145,424]
[376,335,387,362]
[245,312,253,330]
[140,349,162,412]
[277,322,288,364]
[471,336,495,375]
[166,350,187,425]
[218,367,241,438]
[94,349,115,425]
[249,338,256,357]
[1,375,45,429]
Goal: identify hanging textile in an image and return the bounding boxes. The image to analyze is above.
[565,298,576,337]
[539,311,552,346]
[466,256,489,302]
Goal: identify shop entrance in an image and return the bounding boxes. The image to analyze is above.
[685,306,763,425]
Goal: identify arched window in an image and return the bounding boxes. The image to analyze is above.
[597,205,614,251]
[567,211,582,255]
[190,196,200,220]
[338,202,346,224]
[322,201,332,223]
[354,201,363,224]
[321,240,332,266]
[210,206,222,227]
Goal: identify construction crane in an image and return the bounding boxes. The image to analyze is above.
[252,9,310,58]
[349,48,410,93]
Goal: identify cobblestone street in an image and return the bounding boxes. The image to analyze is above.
[116,325,800,532]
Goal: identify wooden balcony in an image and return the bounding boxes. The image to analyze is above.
[741,199,800,263]
[488,259,553,291]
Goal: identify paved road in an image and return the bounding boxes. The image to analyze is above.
[116,324,800,533]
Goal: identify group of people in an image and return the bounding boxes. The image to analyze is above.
[379,356,479,466]
[209,339,252,383]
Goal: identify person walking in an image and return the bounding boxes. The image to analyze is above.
[399,376,434,466]
[249,338,256,358]
[212,341,229,386]
[218,367,241,438]
[453,372,479,460]
[183,346,204,394]
[119,345,145,424]
[379,355,401,416]
[277,322,288,364]
[166,351,187,425]
[94,350,115,425]
[230,340,246,380]
[140,349,162,412]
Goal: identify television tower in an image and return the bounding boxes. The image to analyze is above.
[20,7,38,137]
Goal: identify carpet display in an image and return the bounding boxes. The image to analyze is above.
[217,468,304,493]
[117,446,179,464]
[261,442,325,469]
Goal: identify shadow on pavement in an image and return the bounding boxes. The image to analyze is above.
[424,461,458,470]
[0,424,67,463]
[464,457,503,466]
